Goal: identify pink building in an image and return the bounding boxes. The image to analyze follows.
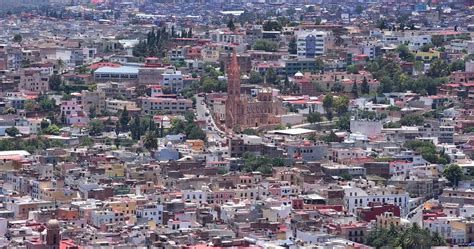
[60,94,89,127]
[212,190,235,204]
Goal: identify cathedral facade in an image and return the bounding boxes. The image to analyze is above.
[225,51,286,131]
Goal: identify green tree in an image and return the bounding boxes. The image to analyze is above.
[366,223,446,248]
[130,116,142,140]
[421,43,434,52]
[307,112,322,124]
[24,100,36,112]
[43,124,61,135]
[334,96,349,115]
[253,39,278,52]
[185,111,196,123]
[340,172,352,181]
[323,131,339,143]
[169,118,186,134]
[88,105,97,118]
[400,114,424,126]
[5,127,20,137]
[201,76,226,93]
[80,137,94,147]
[262,20,282,31]
[143,131,158,151]
[286,7,296,16]
[314,17,322,25]
[13,34,22,43]
[49,74,63,91]
[323,94,333,110]
[265,67,278,84]
[397,44,415,62]
[39,98,55,111]
[187,125,206,140]
[88,119,104,136]
[346,64,359,74]
[248,71,263,84]
[428,59,450,78]
[351,80,358,98]
[431,232,447,246]
[242,128,258,135]
[315,58,325,72]
[288,36,297,54]
[119,106,130,131]
[431,35,444,47]
[405,140,449,164]
[443,164,463,187]
[227,19,236,31]
[449,60,465,72]
[326,110,334,121]
[331,82,344,93]
[40,119,50,130]
[115,122,120,137]
[336,114,350,131]
[377,18,388,29]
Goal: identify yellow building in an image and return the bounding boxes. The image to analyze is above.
[40,188,76,203]
[202,44,222,63]
[415,50,440,61]
[106,198,137,224]
[376,212,404,229]
[104,163,125,178]
[186,139,205,152]
[451,220,474,243]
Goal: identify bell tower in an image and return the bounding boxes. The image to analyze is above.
[225,50,241,130]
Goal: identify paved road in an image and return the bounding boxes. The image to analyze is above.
[406,204,423,226]
[195,95,226,145]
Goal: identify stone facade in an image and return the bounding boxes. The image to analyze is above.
[225,51,285,131]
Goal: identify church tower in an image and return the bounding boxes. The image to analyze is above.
[46,219,60,249]
[225,50,241,130]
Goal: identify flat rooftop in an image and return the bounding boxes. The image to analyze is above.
[267,128,316,136]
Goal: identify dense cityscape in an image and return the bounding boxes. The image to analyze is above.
[0,0,473,248]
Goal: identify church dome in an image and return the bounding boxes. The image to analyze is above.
[47,219,60,229]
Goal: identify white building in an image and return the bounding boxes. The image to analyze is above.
[343,185,410,216]
[295,30,329,58]
[161,69,184,93]
[459,205,474,218]
[381,33,431,51]
[90,209,124,227]
[136,203,164,224]
[424,217,466,244]
[350,119,383,137]
[182,189,208,204]
[262,203,292,222]
[210,30,244,44]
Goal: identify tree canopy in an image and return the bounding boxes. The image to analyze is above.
[443,164,463,187]
[366,224,446,249]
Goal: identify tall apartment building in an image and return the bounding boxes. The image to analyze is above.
[295,30,329,58]
[162,69,184,93]
[18,68,50,92]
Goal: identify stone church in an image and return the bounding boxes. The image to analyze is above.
[225,51,286,131]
